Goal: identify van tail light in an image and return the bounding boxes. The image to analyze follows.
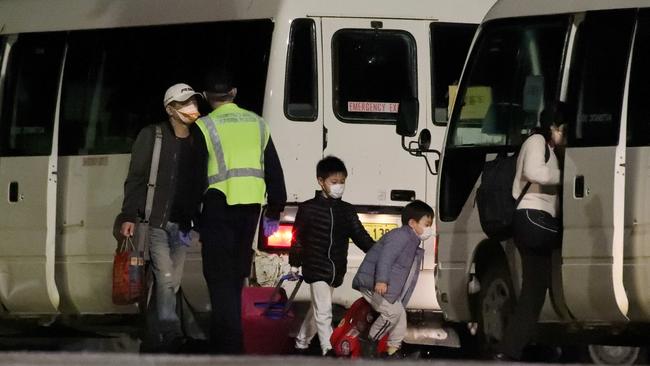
[265,224,294,249]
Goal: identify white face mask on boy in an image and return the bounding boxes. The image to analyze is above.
[327,183,345,199]
[418,226,434,241]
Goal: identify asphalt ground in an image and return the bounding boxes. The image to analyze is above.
[0,352,591,366]
[0,317,586,363]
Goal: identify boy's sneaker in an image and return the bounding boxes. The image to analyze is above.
[381,349,406,360]
[323,349,337,357]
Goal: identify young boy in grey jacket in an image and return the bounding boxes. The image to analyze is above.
[352,200,434,358]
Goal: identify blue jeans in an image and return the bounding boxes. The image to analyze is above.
[148,222,187,343]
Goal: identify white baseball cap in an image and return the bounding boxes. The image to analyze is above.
[163,83,201,107]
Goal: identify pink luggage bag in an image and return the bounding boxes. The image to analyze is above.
[242,274,303,354]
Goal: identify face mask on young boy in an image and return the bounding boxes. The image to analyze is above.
[410,214,434,241]
[327,183,345,199]
[418,226,434,241]
[319,171,347,199]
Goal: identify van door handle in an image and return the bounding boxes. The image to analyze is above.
[574,175,585,198]
[9,181,19,202]
[390,190,415,201]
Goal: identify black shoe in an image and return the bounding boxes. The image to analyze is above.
[178,338,209,354]
[324,349,337,357]
[493,352,516,362]
[166,336,188,354]
[294,347,311,356]
[359,338,378,358]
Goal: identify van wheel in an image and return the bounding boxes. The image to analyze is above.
[476,264,514,356]
[587,345,644,365]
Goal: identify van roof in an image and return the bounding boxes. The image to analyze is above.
[485,0,650,22]
[0,0,494,35]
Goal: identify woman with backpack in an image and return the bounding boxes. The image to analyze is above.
[495,102,567,361]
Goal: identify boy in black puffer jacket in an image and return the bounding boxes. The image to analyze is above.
[289,156,375,356]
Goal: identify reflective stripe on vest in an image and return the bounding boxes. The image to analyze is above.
[200,112,267,185]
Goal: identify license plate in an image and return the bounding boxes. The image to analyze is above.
[362,223,398,241]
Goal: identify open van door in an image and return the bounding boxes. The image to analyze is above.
[622,9,650,321]
[0,34,64,313]
[561,10,635,322]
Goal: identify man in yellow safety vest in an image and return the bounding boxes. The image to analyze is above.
[196,70,287,354]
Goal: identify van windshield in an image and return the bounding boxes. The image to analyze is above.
[446,16,569,149]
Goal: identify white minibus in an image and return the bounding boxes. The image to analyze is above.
[0,0,493,349]
[423,0,650,362]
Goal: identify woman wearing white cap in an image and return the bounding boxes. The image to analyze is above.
[116,83,207,353]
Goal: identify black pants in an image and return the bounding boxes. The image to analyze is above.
[498,209,554,359]
[200,189,260,354]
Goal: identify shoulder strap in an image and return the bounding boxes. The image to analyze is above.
[544,143,550,163]
[144,126,163,222]
[515,182,532,207]
[516,139,551,207]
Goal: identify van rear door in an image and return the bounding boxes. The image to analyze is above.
[0,33,65,313]
[561,10,635,322]
[321,18,428,207]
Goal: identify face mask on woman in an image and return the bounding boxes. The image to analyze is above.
[174,104,200,124]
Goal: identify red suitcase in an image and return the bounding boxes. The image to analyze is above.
[330,297,388,358]
[242,274,303,354]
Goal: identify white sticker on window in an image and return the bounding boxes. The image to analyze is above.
[347,101,399,113]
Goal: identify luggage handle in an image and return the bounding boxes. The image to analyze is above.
[117,237,136,253]
[262,274,303,318]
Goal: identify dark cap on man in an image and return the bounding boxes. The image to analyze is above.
[204,70,234,96]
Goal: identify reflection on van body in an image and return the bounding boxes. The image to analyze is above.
[437,0,650,355]
[0,0,493,342]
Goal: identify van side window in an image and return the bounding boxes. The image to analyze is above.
[61,30,152,155]
[566,10,635,147]
[59,20,273,155]
[285,18,317,122]
[332,29,416,124]
[430,23,477,125]
[446,17,567,149]
[440,16,568,221]
[627,10,650,147]
[0,33,65,156]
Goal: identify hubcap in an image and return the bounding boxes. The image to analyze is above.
[588,345,640,365]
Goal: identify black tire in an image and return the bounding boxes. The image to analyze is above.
[475,263,515,357]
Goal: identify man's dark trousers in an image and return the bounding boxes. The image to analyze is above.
[200,188,260,354]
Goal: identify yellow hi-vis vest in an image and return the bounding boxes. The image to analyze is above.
[196,103,269,205]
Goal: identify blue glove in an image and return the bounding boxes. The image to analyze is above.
[179,230,192,247]
[263,216,280,237]
[288,267,301,281]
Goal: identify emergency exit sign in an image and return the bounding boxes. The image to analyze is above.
[348,101,399,113]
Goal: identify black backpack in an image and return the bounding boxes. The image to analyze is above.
[476,135,550,241]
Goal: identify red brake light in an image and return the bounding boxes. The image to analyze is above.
[266,224,294,248]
